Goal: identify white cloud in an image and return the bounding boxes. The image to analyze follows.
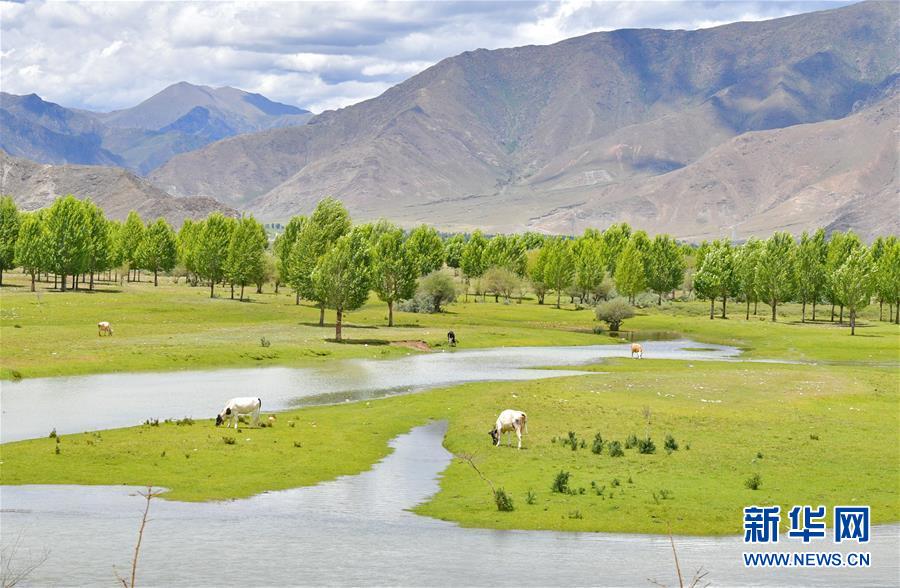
[0,0,854,113]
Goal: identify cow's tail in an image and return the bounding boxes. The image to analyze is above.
[522,412,528,434]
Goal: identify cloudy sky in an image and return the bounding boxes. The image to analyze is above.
[1,0,854,114]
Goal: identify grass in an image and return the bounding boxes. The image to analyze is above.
[1,361,897,535]
[1,273,897,379]
[1,274,898,535]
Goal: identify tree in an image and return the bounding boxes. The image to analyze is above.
[831,248,873,335]
[0,196,20,286]
[600,222,631,276]
[138,218,178,287]
[542,238,576,308]
[570,237,603,304]
[527,248,549,304]
[646,234,684,305]
[45,195,89,291]
[372,226,417,326]
[826,231,862,322]
[177,220,201,285]
[417,270,456,312]
[482,266,521,303]
[289,198,351,324]
[794,229,827,322]
[14,211,46,291]
[876,240,900,324]
[615,236,647,305]
[483,234,527,276]
[225,216,267,300]
[406,225,444,276]
[694,240,736,319]
[756,232,796,322]
[274,216,306,300]
[733,237,763,320]
[595,298,635,331]
[461,230,487,300]
[444,234,466,270]
[196,213,233,297]
[311,228,372,342]
[82,200,112,290]
[120,211,146,282]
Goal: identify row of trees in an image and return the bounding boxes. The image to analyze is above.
[2,195,897,337]
[693,230,900,333]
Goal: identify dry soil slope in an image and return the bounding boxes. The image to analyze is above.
[0,152,236,227]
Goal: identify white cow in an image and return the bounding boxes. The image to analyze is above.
[631,343,643,359]
[489,409,528,449]
[216,397,262,429]
[98,321,114,336]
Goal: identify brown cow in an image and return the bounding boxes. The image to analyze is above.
[98,321,114,337]
[631,343,643,359]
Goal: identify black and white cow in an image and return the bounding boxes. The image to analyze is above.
[215,397,262,429]
[489,409,528,449]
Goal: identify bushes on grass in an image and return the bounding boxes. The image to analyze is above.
[552,471,571,493]
[494,488,514,512]
[745,473,762,490]
[637,437,656,454]
[607,440,624,457]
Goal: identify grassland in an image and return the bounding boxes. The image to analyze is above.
[1,273,898,535]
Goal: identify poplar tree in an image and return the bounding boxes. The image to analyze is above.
[83,199,112,290]
[646,234,685,305]
[444,234,466,270]
[406,224,444,276]
[0,196,20,286]
[694,240,735,319]
[139,218,178,287]
[311,228,372,342]
[14,211,46,291]
[120,211,146,282]
[226,216,267,301]
[372,226,417,326]
[46,195,89,291]
[574,237,605,304]
[196,213,233,297]
[600,222,631,276]
[831,248,873,335]
[615,237,647,305]
[460,230,487,300]
[794,229,827,322]
[756,232,796,322]
[527,248,549,305]
[826,231,862,323]
[275,215,306,300]
[542,238,576,308]
[734,237,763,319]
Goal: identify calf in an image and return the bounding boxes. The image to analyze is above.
[631,343,643,359]
[215,397,262,429]
[447,331,457,346]
[489,409,528,449]
[98,321,114,337]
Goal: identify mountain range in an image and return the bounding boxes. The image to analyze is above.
[2,1,898,240]
[1,82,311,174]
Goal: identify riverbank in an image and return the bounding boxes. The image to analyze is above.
[3,360,897,535]
[1,274,896,380]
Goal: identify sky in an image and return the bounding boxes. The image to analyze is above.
[0,0,856,114]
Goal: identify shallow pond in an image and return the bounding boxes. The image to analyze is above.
[1,339,741,442]
[2,422,896,586]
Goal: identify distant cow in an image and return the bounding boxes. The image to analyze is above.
[98,321,113,337]
[631,343,643,359]
[216,397,262,429]
[447,331,457,346]
[489,409,528,449]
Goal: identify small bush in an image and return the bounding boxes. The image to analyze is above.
[664,434,678,452]
[494,488,515,512]
[10,369,23,381]
[608,440,624,457]
[222,436,236,445]
[756,451,764,459]
[591,432,604,454]
[144,418,159,427]
[55,445,61,455]
[415,271,457,313]
[293,441,302,448]
[637,437,656,454]
[552,471,571,493]
[260,337,271,348]
[160,451,166,457]
[611,478,620,487]
[595,297,635,331]
[568,510,583,519]
[176,417,194,426]
[627,476,633,484]
[525,489,537,505]
[625,433,638,449]
[590,481,606,496]
[49,428,57,439]
[659,489,672,500]
[745,473,762,490]
[809,433,819,440]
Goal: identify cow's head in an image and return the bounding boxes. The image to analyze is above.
[488,427,499,445]
[215,407,232,426]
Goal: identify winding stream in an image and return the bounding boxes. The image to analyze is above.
[2,422,897,586]
[1,339,740,443]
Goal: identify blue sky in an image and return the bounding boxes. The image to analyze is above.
[0,1,855,113]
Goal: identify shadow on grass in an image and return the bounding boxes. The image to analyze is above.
[299,322,379,329]
[324,338,391,345]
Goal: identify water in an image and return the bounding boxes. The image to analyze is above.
[2,422,896,587]
[0,340,741,443]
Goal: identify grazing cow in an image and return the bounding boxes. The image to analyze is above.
[631,343,643,359]
[215,397,262,429]
[489,409,528,449]
[447,331,457,346]
[98,321,113,337]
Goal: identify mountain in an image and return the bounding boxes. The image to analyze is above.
[0,83,311,174]
[0,151,236,227]
[149,1,899,239]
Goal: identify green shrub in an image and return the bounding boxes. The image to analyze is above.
[608,440,624,457]
[176,417,194,426]
[745,473,762,490]
[48,428,57,439]
[664,434,678,452]
[260,337,271,348]
[494,488,514,512]
[222,436,236,445]
[625,433,638,449]
[568,510,583,519]
[595,297,635,331]
[591,433,604,454]
[637,437,656,454]
[525,489,537,505]
[293,441,302,448]
[552,471,571,493]
[809,433,819,440]
[611,478,620,487]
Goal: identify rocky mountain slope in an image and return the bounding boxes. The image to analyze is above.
[0,83,310,174]
[148,1,898,239]
[0,151,235,227]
